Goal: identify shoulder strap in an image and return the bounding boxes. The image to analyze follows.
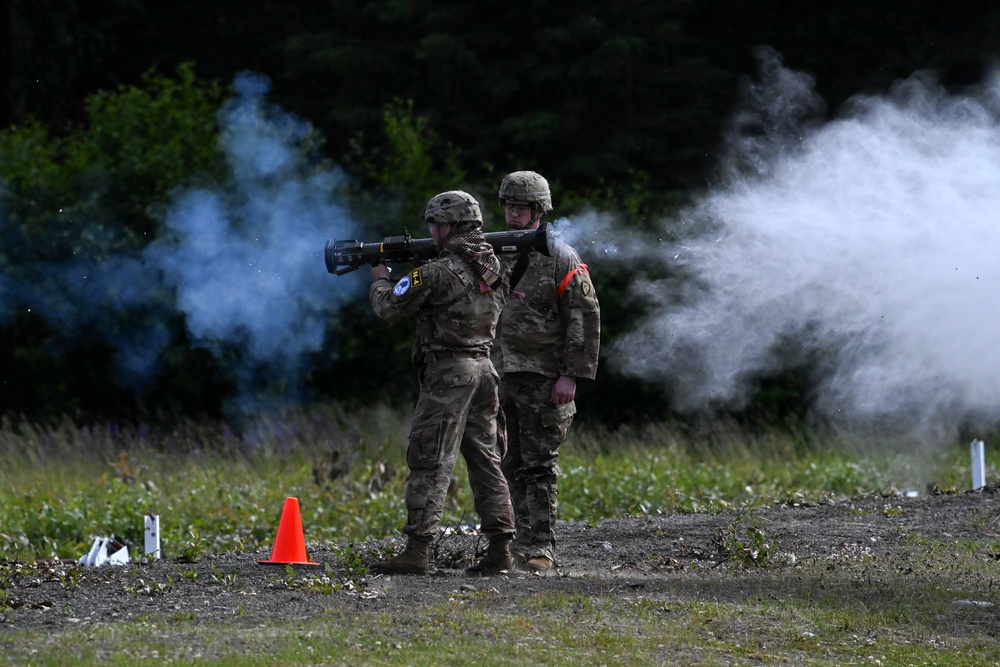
[509,252,532,289]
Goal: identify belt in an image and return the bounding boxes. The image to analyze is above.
[425,350,487,364]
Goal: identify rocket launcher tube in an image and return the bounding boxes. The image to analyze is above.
[325,223,551,275]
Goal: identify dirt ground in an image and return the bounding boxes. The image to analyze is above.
[3,487,1000,641]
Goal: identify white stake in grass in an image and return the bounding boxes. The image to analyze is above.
[971,439,986,491]
[145,514,161,559]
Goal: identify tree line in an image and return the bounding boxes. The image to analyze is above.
[2,1,999,426]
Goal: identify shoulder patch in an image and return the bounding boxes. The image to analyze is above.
[393,275,411,296]
[394,268,422,296]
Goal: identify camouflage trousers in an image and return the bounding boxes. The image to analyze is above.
[402,356,515,542]
[499,372,576,562]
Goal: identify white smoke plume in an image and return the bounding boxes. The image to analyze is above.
[604,48,1000,441]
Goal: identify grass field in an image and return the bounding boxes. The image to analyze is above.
[0,403,978,562]
[2,404,995,667]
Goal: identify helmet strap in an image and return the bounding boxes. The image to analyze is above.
[431,221,456,248]
[530,203,544,225]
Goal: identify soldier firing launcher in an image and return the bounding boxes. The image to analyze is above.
[325,223,551,275]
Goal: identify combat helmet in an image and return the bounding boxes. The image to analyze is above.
[498,171,552,213]
[423,190,483,226]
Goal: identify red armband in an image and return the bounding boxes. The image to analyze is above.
[556,264,590,299]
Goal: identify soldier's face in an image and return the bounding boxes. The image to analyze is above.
[504,201,538,230]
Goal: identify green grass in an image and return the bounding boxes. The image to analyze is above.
[2,405,999,666]
[0,405,983,562]
[6,580,1000,666]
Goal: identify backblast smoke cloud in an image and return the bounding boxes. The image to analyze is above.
[606,48,1000,441]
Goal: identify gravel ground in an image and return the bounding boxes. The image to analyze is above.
[3,487,1000,646]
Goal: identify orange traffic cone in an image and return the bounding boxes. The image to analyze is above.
[258,497,320,566]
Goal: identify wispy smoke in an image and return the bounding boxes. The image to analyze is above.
[145,72,361,413]
[4,72,364,415]
[607,48,1000,440]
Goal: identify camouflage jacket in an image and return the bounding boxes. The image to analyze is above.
[494,233,601,379]
[370,249,504,365]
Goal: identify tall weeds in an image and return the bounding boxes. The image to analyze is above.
[0,405,979,561]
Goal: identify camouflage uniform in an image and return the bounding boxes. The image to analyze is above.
[494,232,601,563]
[370,247,515,544]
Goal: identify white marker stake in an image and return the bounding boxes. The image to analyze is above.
[144,514,161,559]
[971,439,986,491]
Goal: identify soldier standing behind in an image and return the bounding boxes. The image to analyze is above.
[494,171,601,573]
[368,190,516,576]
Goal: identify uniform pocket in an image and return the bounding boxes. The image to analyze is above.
[407,423,443,470]
[442,370,474,388]
[541,400,576,428]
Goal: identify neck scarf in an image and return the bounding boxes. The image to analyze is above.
[448,230,509,294]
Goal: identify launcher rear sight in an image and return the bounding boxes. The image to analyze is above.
[324,223,551,275]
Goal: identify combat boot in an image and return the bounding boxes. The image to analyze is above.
[526,555,555,573]
[369,538,430,575]
[465,534,514,576]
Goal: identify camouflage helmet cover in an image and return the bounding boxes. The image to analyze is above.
[498,170,552,212]
[423,190,483,226]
